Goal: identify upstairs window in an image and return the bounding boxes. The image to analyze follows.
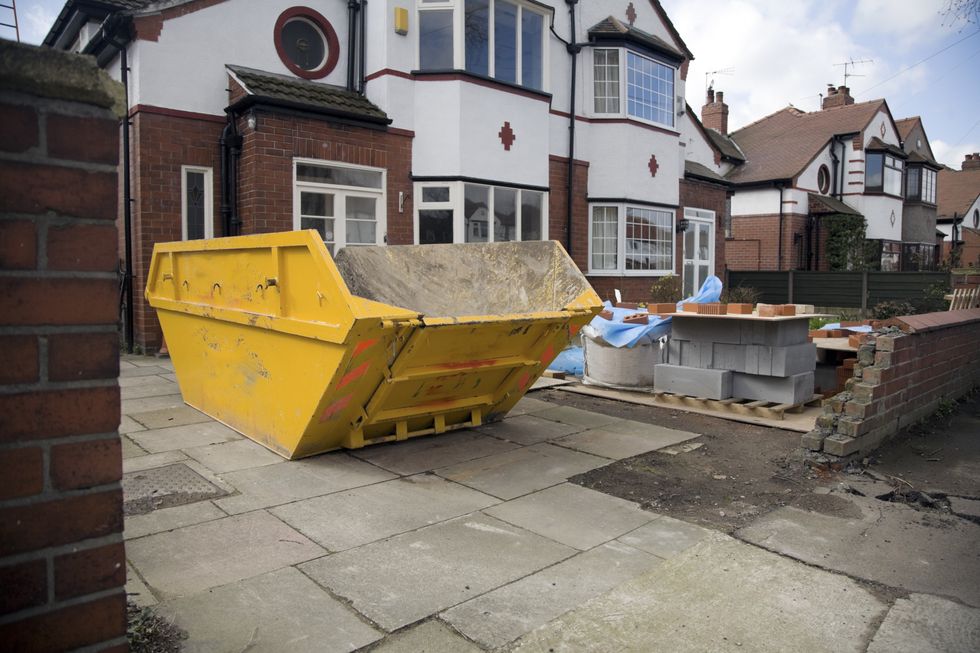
[415,181,546,244]
[592,48,675,128]
[865,152,903,196]
[419,0,547,91]
[905,166,936,204]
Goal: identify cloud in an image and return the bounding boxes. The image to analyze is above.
[19,5,58,45]
[932,138,980,169]
[852,0,946,44]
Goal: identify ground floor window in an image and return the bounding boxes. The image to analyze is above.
[293,158,385,254]
[588,203,674,275]
[414,181,547,244]
[181,166,213,240]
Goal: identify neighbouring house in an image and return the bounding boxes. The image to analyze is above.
[706,84,940,272]
[938,153,980,268]
[45,0,726,352]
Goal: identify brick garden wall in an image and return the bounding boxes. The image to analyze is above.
[803,309,980,457]
[0,42,126,652]
[728,212,808,271]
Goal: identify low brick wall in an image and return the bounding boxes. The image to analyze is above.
[803,308,980,457]
[0,42,127,650]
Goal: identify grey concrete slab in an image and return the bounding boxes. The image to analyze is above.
[215,453,395,514]
[124,501,227,540]
[531,377,574,390]
[119,373,175,388]
[129,421,242,454]
[553,424,697,460]
[121,394,185,415]
[119,415,147,434]
[123,355,170,367]
[475,414,584,446]
[120,380,181,400]
[867,594,980,653]
[437,443,610,500]
[299,513,575,631]
[507,395,556,416]
[732,371,815,404]
[532,406,623,429]
[737,497,980,607]
[126,510,325,599]
[120,359,138,369]
[616,515,713,558]
[654,364,732,400]
[120,365,170,378]
[159,372,177,382]
[183,438,283,474]
[443,541,662,649]
[484,483,655,550]
[370,620,482,653]
[349,430,519,476]
[123,450,188,474]
[156,359,175,371]
[130,405,212,430]
[270,474,498,551]
[950,496,980,521]
[126,564,157,607]
[511,534,887,653]
[156,567,381,653]
[121,436,146,460]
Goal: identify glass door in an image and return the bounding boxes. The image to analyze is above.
[682,209,715,297]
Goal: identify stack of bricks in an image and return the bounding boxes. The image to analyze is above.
[803,309,980,457]
[655,314,816,403]
[0,42,126,651]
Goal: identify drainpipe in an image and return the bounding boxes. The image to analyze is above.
[829,135,840,199]
[358,0,367,93]
[565,0,580,258]
[777,184,785,270]
[219,118,232,236]
[346,1,358,91]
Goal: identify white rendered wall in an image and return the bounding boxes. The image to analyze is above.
[731,188,781,216]
[797,143,833,194]
[679,112,725,174]
[864,109,901,148]
[583,123,679,204]
[848,194,904,240]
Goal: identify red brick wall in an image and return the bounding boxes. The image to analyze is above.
[548,155,589,269]
[0,43,126,652]
[728,212,808,270]
[235,113,413,244]
[805,310,980,457]
[679,178,728,279]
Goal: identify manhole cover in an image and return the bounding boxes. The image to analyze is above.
[123,463,227,516]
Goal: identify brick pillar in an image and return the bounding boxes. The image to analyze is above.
[0,41,127,651]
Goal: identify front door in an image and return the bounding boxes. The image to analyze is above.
[682,209,715,297]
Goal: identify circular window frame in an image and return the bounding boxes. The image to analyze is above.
[274,7,339,80]
[817,164,831,194]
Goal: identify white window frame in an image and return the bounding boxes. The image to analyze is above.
[416,0,550,92]
[292,158,387,251]
[589,46,677,130]
[180,165,213,240]
[588,203,675,276]
[414,180,548,244]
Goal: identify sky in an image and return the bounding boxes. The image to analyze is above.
[7,0,980,169]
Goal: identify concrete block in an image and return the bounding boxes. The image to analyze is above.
[823,434,860,457]
[800,430,826,451]
[711,343,746,371]
[732,371,815,404]
[670,317,743,344]
[654,364,732,400]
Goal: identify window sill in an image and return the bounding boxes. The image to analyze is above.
[587,269,675,277]
[585,114,679,136]
[411,69,551,102]
[863,190,904,200]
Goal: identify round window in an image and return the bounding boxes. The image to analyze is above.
[817,165,831,194]
[274,7,339,80]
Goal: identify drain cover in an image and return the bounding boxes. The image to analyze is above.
[123,463,227,516]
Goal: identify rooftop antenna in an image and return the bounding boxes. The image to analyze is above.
[833,58,873,87]
[705,67,734,96]
[0,0,19,41]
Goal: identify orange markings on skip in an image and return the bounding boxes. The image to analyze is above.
[351,338,379,358]
[337,361,371,389]
[319,394,352,422]
[538,344,556,366]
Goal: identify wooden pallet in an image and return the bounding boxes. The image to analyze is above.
[651,391,823,421]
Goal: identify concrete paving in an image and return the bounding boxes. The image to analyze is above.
[866,594,980,653]
[369,621,482,653]
[349,430,519,475]
[474,414,585,445]
[553,423,697,459]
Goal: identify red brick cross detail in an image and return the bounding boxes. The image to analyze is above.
[498,121,516,151]
[626,2,637,26]
[648,154,659,177]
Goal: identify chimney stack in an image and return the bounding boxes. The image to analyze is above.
[702,88,729,135]
[964,153,980,170]
[822,85,854,110]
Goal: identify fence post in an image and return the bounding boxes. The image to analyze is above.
[787,270,794,303]
[861,271,869,314]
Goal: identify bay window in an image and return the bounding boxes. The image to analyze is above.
[418,0,547,91]
[415,181,546,244]
[293,159,385,254]
[905,165,936,204]
[592,47,675,128]
[865,152,903,196]
[589,204,675,275]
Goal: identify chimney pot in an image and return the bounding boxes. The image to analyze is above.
[701,87,729,135]
[707,88,715,103]
[716,91,724,103]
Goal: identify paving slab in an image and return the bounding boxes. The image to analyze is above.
[128,421,242,454]
[120,365,171,378]
[159,372,177,382]
[120,436,146,460]
[130,405,212,430]
[511,534,887,653]
[123,355,171,368]
[298,513,575,631]
[156,567,381,653]
[867,593,980,653]
[126,510,325,599]
[553,424,697,460]
[370,620,482,653]
[616,515,713,558]
[215,453,395,514]
[349,430,519,476]
[506,395,555,416]
[124,501,227,540]
[475,414,584,446]
[737,497,980,606]
[442,541,662,649]
[121,394,186,415]
[120,380,181,400]
[271,473,498,551]
[119,374,175,388]
[125,563,157,607]
[123,450,188,474]
[532,405,623,429]
[183,438,284,474]
[484,483,655,550]
[119,415,147,434]
[949,496,980,521]
[437,443,610,500]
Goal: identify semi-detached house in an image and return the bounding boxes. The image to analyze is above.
[45,0,731,352]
